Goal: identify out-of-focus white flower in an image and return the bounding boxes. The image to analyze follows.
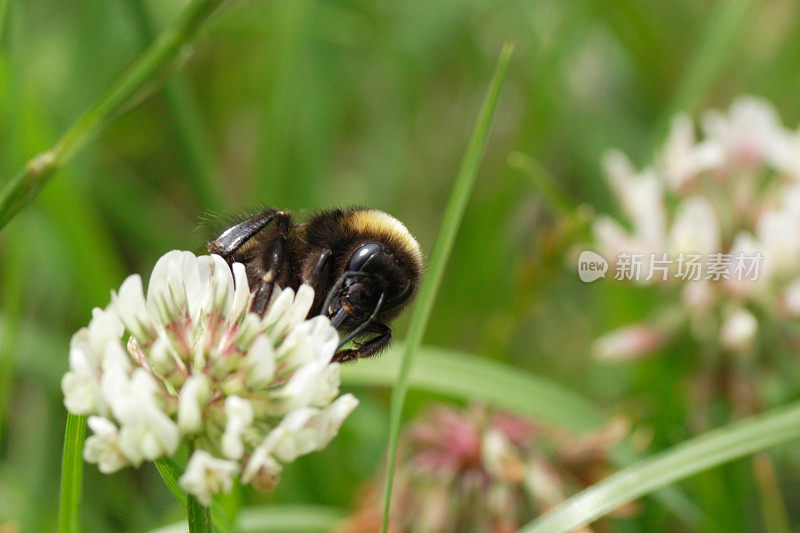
[587,96,800,423]
[702,97,786,166]
[719,308,758,353]
[602,152,666,251]
[669,197,720,254]
[591,96,800,362]
[62,250,358,505]
[593,324,664,362]
[179,450,239,506]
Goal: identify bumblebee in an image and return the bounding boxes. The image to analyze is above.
[207,207,423,362]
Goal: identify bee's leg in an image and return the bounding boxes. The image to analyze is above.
[207,209,285,260]
[250,213,292,315]
[301,248,332,315]
[332,323,391,363]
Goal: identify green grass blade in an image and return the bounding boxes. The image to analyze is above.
[379,43,513,533]
[58,413,86,533]
[187,494,211,533]
[0,0,228,230]
[520,400,800,533]
[155,457,188,507]
[344,344,603,432]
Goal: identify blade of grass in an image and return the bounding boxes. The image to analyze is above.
[343,344,602,431]
[379,43,513,533]
[187,494,211,533]
[0,0,229,230]
[520,399,800,533]
[154,457,188,507]
[58,413,86,533]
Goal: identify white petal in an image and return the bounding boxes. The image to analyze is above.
[261,286,296,333]
[221,396,254,460]
[87,306,125,353]
[179,450,238,506]
[304,394,359,451]
[276,316,338,369]
[228,262,251,319]
[243,335,277,388]
[83,416,131,474]
[241,444,282,490]
[669,197,720,254]
[112,275,153,341]
[274,361,341,412]
[61,370,100,415]
[177,374,209,435]
[208,253,235,314]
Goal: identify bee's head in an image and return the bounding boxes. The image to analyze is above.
[324,240,416,329]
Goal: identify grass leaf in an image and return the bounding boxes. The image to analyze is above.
[379,43,513,533]
[520,400,800,533]
[0,0,228,230]
[58,413,86,533]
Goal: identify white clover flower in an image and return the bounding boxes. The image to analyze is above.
[589,96,800,421]
[61,250,358,505]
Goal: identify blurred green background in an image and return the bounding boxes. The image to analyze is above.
[2,0,800,531]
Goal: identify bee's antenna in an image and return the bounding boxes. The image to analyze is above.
[322,272,348,316]
[336,292,385,350]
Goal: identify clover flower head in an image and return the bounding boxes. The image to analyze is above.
[589,96,800,424]
[61,250,358,504]
[592,97,800,359]
[334,404,627,533]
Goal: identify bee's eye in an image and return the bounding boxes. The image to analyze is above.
[347,241,384,272]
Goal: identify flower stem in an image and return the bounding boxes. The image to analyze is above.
[0,0,228,231]
[187,493,212,533]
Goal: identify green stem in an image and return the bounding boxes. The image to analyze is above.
[58,413,87,533]
[188,493,212,533]
[0,0,228,230]
[379,43,513,533]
